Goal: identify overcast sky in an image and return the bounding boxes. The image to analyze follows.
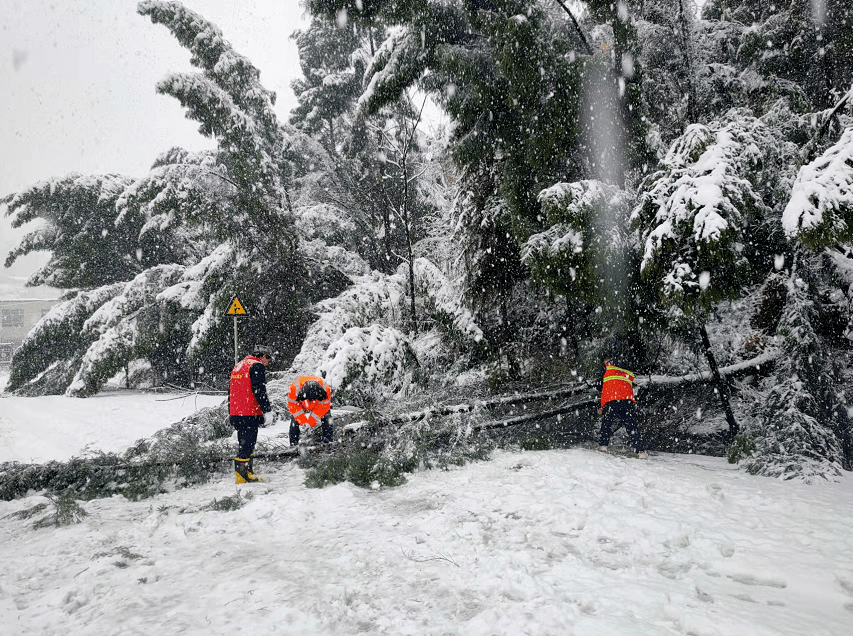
[0,0,307,298]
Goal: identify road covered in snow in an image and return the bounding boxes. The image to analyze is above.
[1,446,851,635]
[0,369,225,463]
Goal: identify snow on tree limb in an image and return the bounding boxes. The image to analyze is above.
[412,257,483,343]
[137,0,278,134]
[67,265,187,397]
[358,27,427,118]
[782,127,853,248]
[632,111,772,310]
[320,323,416,406]
[3,173,139,288]
[522,180,632,304]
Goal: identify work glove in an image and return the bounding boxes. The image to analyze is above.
[263,411,276,427]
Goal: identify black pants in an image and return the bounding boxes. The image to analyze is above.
[599,401,645,451]
[231,415,262,459]
[290,415,333,445]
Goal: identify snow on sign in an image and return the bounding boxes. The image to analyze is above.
[226,296,248,315]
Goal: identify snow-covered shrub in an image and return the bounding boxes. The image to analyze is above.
[319,324,417,406]
[33,489,88,529]
[290,271,406,373]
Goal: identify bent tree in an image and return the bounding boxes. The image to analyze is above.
[632,112,777,441]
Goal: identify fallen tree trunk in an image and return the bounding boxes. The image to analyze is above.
[634,349,780,388]
[0,351,782,501]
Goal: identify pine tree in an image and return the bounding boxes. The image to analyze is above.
[3,174,142,288]
[633,110,779,438]
[744,260,846,480]
[138,0,298,263]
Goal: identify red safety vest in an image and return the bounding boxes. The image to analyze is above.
[287,375,332,427]
[600,363,635,408]
[230,356,264,416]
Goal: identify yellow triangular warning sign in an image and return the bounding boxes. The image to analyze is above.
[226,296,248,316]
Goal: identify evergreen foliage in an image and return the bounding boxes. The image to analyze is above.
[633,111,775,318]
[3,174,141,288]
[743,264,846,480]
[782,127,853,247]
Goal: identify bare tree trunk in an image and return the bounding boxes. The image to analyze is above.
[402,149,417,333]
[699,323,739,441]
[677,0,696,122]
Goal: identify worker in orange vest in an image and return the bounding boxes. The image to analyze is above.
[598,359,647,459]
[229,345,275,483]
[287,374,333,446]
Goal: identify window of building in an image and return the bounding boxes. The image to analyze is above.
[1,308,25,328]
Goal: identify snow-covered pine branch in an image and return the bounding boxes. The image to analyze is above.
[289,271,408,374]
[782,127,853,249]
[319,324,416,406]
[67,265,187,397]
[632,110,773,314]
[3,173,139,288]
[138,0,296,260]
[4,283,126,395]
[523,180,633,304]
[412,257,483,344]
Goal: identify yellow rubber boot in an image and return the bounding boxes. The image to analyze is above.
[234,458,261,484]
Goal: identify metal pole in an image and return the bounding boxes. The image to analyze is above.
[233,315,238,366]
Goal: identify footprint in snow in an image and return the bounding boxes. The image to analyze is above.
[727,573,787,588]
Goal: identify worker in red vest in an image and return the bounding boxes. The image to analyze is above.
[598,360,647,459]
[287,374,333,446]
[229,345,275,483]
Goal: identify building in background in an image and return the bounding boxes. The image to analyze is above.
[0,298,58,364]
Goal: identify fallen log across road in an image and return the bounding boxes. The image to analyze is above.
[472,349,781,432]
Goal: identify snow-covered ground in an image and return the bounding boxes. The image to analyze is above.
[1,400,852,636]
[0,369,225,463]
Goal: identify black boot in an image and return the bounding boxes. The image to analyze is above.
[234,458,261,484]
[247,456,260,480]
[289,420,301,446]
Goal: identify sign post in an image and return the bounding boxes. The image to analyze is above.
[225,296,248,365]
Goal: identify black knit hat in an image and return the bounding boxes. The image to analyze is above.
[253,345,273,361]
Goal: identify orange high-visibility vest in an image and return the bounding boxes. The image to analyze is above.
[287,375,332,427]
[229,356,264,416]
[600,363,635,408]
